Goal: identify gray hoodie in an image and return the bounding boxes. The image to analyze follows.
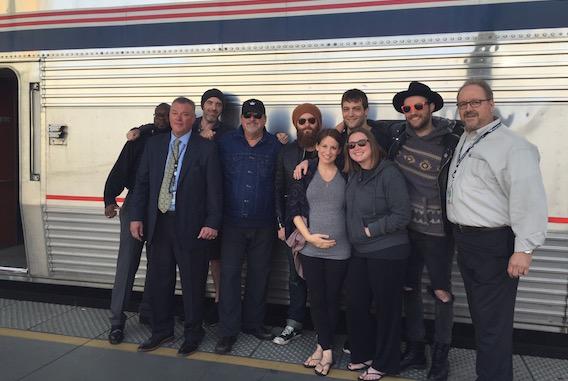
[345,159,411,258]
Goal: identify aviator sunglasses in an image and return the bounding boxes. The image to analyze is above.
[346,139,369,149]
[243,112,263,119]
[298,117,317,125]
[401,101,429,113]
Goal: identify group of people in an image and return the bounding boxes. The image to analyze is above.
[103,79,548,381]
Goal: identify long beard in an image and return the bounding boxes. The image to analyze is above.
[297,125,321,148]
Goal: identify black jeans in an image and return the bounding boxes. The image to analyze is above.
[218,224,274,337]
[299,253,348,350]
[403,229,454,345]
[285,244,308,329]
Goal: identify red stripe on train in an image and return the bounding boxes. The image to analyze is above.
[0,0,456,28]
[45,194,567,224]
[46,195,124,203]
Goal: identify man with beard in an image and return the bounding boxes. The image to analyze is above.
[447,79,546,380]
[384,82,463,380]
[104,102,171,345]
[273,103,322,345]
[193,89,235,326]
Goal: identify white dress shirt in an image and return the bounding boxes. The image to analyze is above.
[446,118,547,252]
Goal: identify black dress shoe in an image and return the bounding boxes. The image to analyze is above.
[137,333,174,352]
[108,327,124,345]
[215,336,237,354]
[242,326,275,341]
[177,339,198,357]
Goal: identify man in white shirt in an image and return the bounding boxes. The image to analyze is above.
[446,79,547,381]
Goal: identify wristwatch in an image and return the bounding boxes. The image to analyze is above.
[523,250,533,255]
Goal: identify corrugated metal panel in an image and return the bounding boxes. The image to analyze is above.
[43,214,568,332]
[43,206,291,303]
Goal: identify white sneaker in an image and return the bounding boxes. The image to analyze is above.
[272,325,302,345]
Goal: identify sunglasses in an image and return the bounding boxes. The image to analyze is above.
[401,101,429,113]
[243,112,263,119]
[346,139,369,149]
[298,117,317,125]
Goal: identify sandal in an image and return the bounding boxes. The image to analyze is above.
[303,355,322,368]
[358,368,385,381]
[348,361,372,371]
[314,360,335,377]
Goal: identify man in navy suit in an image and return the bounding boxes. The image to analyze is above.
[130,97,223,357]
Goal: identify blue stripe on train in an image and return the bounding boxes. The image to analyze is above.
[1,1,567,52]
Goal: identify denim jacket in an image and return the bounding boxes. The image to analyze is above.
[218,126,281,228]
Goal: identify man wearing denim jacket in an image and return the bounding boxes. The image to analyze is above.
[215,99,282,354]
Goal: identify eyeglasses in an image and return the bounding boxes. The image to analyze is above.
[401,102,429,113]
[346,139,369,149]
[298,117,317,125]
[456,99,491,110]
[243,112,263,119]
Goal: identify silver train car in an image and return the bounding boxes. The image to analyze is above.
[0,0,567,333]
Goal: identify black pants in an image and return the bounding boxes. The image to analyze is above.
[455,226,517,381]
[218,224,274,337]
[149,212,209,344]
[299,253,349,350]
[345,250,408,375]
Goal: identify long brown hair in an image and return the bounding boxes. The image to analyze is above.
[343,127,387,174]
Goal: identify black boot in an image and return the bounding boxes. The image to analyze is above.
[428,342,450,380]
[400,341,427,371]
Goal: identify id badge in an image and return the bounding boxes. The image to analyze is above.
[446,186,453,204]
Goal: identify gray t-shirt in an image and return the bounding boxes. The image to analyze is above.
[300,170,351,260]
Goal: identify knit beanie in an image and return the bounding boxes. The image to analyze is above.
[201,88,225,110]
[292,103,322,127]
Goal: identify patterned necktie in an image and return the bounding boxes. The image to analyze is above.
[158,138,181,213]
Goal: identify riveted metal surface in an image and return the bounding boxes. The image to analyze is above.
[30,306,110,338]
[0,300,74,330]
[0,298,18,308]
[522,355,568,380]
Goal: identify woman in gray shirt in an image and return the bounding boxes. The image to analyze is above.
[285,128,349,377]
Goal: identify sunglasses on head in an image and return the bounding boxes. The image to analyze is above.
[298,117,317,126]
[401,101,429,113]
[243,112,263,119]
[346,139,369,149]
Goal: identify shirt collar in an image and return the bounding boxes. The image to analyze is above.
[170,130,192,147]
[467,117,500,138]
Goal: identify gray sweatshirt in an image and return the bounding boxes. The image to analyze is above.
[345,159,411,258]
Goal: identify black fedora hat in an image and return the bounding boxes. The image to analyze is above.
[392,81,444,113]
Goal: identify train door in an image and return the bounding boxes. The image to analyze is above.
[0,62,46,276]
[0,69,24,268]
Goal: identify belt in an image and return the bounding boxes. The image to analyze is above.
[454,224,507,234]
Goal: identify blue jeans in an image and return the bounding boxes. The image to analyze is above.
[218,224,274,337]
[284,244,307,329]
[403,229,454,345]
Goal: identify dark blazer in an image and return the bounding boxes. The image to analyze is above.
[130,131,223,250]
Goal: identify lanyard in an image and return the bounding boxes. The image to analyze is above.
[451,122,501,180]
